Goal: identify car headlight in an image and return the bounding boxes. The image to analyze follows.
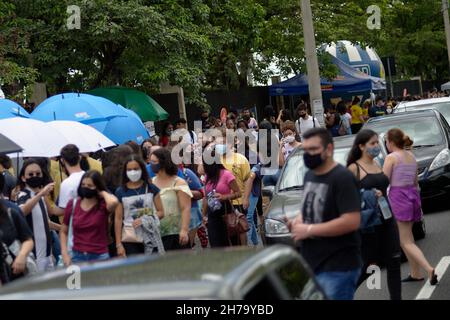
[429,149,450,171]
[265,218,290,235]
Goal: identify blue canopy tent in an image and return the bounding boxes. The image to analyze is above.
[269,55,386,97]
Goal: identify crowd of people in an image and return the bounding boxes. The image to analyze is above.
[0,95,441,300]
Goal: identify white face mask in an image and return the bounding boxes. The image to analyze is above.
[126,169,142,182]
[284,135,295,144]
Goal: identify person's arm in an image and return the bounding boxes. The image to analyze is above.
[243,172,256,210]
[154,193,164,219]
[48,219,61,232]
[59,222,71,266]
[382,155,395,181]
[114,202,126,257]
[276,111,283,125]
[99,191,119,213]
[291,212,360,241]
[347,163,358,178]
[175,180,191,245]
[11,238,34,275]
[278,144,286,167]
[18,183,55,216]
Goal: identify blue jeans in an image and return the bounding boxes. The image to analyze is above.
[72,250,110,263]
[246,193,259,246]
[262,170,281,187]
[315,268,361,300]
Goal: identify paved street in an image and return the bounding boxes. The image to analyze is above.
[355,204,450,300]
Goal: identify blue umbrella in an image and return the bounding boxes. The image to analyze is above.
[101,107,150,145]
[0,99,30,119]
[31,93,127,124]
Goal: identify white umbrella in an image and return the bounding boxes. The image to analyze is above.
[0,117,70,157]
[47,120,116,153]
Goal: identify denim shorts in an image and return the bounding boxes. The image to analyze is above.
[71,250,110,263]
[315,268,362,300]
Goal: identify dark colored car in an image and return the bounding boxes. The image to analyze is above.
[363,109,450,204]
[0,245,326,300]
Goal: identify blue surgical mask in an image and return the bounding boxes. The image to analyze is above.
[367,146,381,158]
[150,162,161,174]
[215,144,227,155]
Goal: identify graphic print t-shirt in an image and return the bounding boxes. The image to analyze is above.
[115,183,160,229]
[299,164,362,273]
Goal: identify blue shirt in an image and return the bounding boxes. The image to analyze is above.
[115,182,160,203]
[179,168,203,209]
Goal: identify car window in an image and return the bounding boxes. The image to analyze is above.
[275,258,325,300]
[278,148,349,191]
[366,116,444,147]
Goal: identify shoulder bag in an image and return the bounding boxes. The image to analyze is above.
[223,201,250,239]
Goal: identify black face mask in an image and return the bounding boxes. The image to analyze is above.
[243,115,250,121]
[303,152,325,170]
[299,112,307,119]
[26,176,44,189]
[79,187,98,199]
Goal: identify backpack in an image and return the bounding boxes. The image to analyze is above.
[338,119,347,136]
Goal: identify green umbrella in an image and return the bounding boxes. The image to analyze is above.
[87,87,169,122]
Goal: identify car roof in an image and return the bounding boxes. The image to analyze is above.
[397,97,450,108]
[0,245,308,299]
[365,109,438,125]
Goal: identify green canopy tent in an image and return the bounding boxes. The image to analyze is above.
[87,87,169,122]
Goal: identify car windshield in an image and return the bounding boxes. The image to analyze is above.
[365,116,444,147]
[278,147,350,191]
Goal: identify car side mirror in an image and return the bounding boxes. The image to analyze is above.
[262,185,275,200]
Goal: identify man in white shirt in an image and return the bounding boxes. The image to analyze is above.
[174,118,198,144]
[242,107,258,129]
[53,144,85,216]
[295,103,318,140]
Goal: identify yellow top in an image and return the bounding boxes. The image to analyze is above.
[351,105,363,124]
[221,152,251,206]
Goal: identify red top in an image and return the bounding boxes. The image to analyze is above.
[160,135,169,147]
[64,198,109,254]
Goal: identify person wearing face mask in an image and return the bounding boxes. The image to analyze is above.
[150,148,192,251]
[114,155,163,257]
[347,130,402,300]
[59,170,118,266]
[16,159,56,272]
[369,97,387,118]
[52,145,85,218]
[288,128,362,300]
[295,103,318,141]
[279,122,302,167]
[242,107,258,129]
[383,129,438,286]
[159,122,174,147]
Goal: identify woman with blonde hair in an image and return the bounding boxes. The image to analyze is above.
[383,128,438,285]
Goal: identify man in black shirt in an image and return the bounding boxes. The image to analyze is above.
[369,97,387,118]
[289,128,362,300]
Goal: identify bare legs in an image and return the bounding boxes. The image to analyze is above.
[397,221,435,281]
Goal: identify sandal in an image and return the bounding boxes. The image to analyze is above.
[401,275,424,282]
[429,269,438,286]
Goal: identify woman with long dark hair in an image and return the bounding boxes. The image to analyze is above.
[202,149,241,247]
[151,148,192,250]
[347,129,402,300]
[16,159,57,272]
[114,155,163,256]
[0,174,34,283]
[383,128,438,285]
[159,122,174,147]
[60,170,118,266]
